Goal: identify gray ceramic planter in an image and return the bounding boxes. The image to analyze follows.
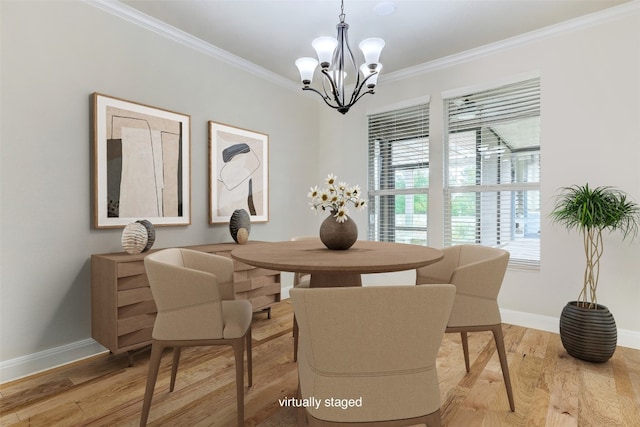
[559,301,617,363]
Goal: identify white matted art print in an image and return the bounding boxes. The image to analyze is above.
[93,93,191,228]
[209,121,269,224]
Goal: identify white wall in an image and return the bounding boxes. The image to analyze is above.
[0,1,320,381]
[319,8,640,343]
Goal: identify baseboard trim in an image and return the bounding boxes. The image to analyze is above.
[2,306,637,384]
[0,339,108,384]
[500,308,640,350]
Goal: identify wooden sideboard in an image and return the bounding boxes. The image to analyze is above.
[91,241,281,358]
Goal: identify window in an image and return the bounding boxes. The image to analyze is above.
[444,78,541,268]
[368,103,429,245]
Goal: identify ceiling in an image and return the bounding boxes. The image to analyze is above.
[120,0,632,84]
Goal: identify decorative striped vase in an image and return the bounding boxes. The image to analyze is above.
[559,301,617,363]
[121,220,155,254]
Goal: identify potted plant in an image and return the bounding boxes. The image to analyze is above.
[550,184,640,362]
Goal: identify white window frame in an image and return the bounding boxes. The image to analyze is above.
[443,77,541,269]
[367,101,430,246]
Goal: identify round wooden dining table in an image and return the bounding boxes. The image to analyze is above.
[231,239,444,287]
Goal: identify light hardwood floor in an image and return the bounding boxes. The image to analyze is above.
[1,300,639,426]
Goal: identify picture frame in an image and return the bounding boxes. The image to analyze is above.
[93,93,191,228]
[208,121,269,224]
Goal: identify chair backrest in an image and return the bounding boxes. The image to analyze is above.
[144,248,234,341]
[290,285,455,423]
[416,244,509,327]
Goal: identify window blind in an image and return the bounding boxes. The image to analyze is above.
[444,78,541,269]
[367,103,429,245]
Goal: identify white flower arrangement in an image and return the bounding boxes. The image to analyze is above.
[308,173,366,223]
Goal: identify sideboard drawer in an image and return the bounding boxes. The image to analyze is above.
[117,260,145,278]
[91,241,281,355]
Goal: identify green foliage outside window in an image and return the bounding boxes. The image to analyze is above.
[394,171,428,214]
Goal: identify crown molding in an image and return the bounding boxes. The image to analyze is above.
[85,0,639,91]
[382,0,640,84]
[83,0,300,92]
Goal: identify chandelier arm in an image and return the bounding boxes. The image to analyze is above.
[302,87,343,110]
[343,39,357,74]
[347,72,368,106]
[350,87,375,106]
[350,71,378,102]
[320,76,334,102]
[342,29,359,106]
[319,68,345,108]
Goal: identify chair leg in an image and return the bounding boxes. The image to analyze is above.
[461,332,470,372]
[169,347,181,392]
[246,327,253,387]
[425,409,442,427]
[491,324,515,412]
[232,339,245,426]
[140,341,165,426]
[293,315,299,362]
[298,406,310,426]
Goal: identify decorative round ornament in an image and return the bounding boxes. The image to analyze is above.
[136,219,156,252]
[236,228,249,245]
[230,209,251,243]
[121,222,149,255]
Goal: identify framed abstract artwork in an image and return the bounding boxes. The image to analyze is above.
[93,93,191,228]
[208,121,269,224]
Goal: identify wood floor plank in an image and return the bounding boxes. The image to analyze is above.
[578,361,625,426]
[620,346,640,407]
[545,353,579,427]
[516,328,550,359]
[1,300,638,427]
[489,353,538,425]
[525,388,551,427]
[523,333,561,427]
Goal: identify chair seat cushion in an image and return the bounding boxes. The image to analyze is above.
[222,300,253,338]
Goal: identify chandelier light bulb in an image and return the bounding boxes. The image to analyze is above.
[360,63,382,88]
[295,57,319,85]
[359,38,385,65]
[312,37,338,68]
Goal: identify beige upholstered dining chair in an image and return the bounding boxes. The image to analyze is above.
[141,248,253,426]
[416,244,514,412]
[290,285,456,426]
[290,236,318,362]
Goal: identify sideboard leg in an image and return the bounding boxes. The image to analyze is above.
[127,345,152,367]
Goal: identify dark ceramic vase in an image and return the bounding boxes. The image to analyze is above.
[319,211,358,250]
[136,219,156,252]
[229,209,251,243]
[559,301,617,363]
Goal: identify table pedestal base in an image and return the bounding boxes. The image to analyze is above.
[310,272,362,288]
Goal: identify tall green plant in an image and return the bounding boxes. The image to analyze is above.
[550,184,640,308]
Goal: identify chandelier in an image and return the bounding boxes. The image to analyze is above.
[295,0,385,114]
